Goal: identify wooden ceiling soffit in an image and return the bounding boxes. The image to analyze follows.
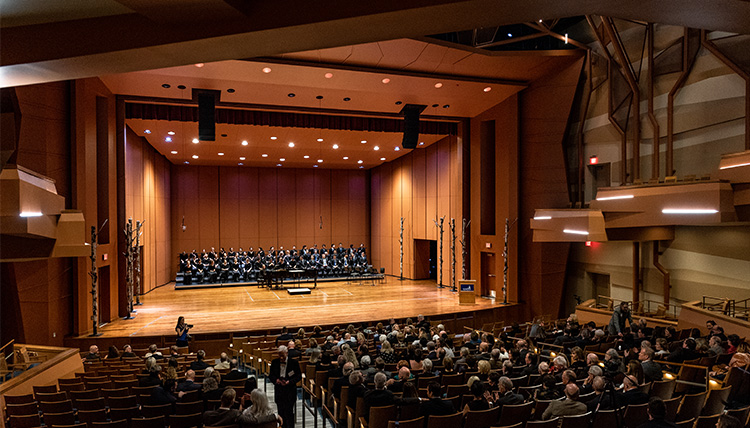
[124,102,458,135]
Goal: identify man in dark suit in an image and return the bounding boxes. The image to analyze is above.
[419,381,456,420]
[223,359,247,383]
[202,388,241,427]
[619,375,649,407]
[493,376,523,410]
[269,346,302,428]
[177,369,202,392]
[362,373,395,422]
[638,397,678,428]
[189,350,209,371]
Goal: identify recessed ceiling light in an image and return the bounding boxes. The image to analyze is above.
[432,104,439,108]
[227,88,235,93]
[171,151,178,154]
[144,129,151,134]
[324,72,333,79]
[443,104,450,108]
[168,131,175,135]
[374,146,380,151]
[262,154,268,157]
[192,138,199,144]
[507,33,513,37]
[395,101,402,105]
[304,155,310,159]
[242,140,248,146]
[380,157,386,161]
[277,163,282,167]
[317,138,323,142]
[359,166,364,169]
[238,162,244,165]
[195,63,204,68]
[288,93,296,98]
[332,144,339,149]
[280,158,285,161]
[165,137,172,142]
[192,155,199,159]
[221,133,228,137]
[434,82,443,88]
[484,86,492,92]
[539,19,543,23]
[318,159,323,163]
[177,85,186,90]
[262,67,272,73]
[313,164,319,168]
[419,142,424,146]
[288,142,295,147]
[239,157,246,160]
[271,136,277,140]
[184,161,189,164]
[395,147,401,151]
[357,160,363,164]
[218,152,224,156]
[361,140,367,144]
[382,78,390,84]
[162,84,171,89]
[343,97,351,102]
[343,156,349,160]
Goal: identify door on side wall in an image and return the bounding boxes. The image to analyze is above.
[414,239,437,280]
[586,272,611,306]
[480,252,496,298]
[99,265,111,324]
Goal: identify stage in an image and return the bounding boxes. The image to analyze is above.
[86,278,508,339]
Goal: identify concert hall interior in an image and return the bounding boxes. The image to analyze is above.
[1,1,750,351]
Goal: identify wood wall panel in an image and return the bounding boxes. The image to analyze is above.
[124,126,172,294]
[171,166,369,269]
[370,136,462,282]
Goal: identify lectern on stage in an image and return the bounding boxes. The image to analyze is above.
[458,280,476,305]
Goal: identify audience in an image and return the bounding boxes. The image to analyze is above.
[238,389,284,426]
[203,388,240,426]
[542,384,587,420]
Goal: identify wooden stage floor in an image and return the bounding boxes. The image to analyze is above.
[96,278,502,338]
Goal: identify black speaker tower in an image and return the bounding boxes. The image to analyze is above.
[192,89,221,142]
[400,104,427,149]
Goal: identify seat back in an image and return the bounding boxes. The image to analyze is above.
[464,406,500,428]
[109,406,141,423]
[424,412,463,428]
[676,391,707,422]
[591,409,617,427]
[650,379,675,400]
[675,418,695,428]
[39,399,74,414]
[693,414,721,428]
[533,399,558,420]
[9,414,42,428]
[559,412,591,428]
[3,394,35,405]
[725,405,750,428]
[76,397,106,411]
[368,405,397,428]
[398,403,420,421]
[70,390,100,404]
[5,403,39,417]
[78,409,108,428]
[130,416,165,428]
[525,418,560,428]
[623,402,649,428]
[499,401,534,426]
[43,411,77,427]
[664,396,681,422]
[36,392,67,403]
[701,385,731,416]
[387,416,424,428]
[170,413,202,428]
[92,420,129,428]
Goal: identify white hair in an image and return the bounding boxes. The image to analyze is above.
[278,345,288,354]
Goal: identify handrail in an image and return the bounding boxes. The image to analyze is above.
[0,340,15,356]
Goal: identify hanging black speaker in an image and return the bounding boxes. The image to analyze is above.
[400,104,426,149]
[193,89,221,142]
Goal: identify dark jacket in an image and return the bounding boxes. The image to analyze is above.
[362,389,395,421]
[203,408,241,427]
[419,397,456,419]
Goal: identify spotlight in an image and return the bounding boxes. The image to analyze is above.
[434,82,443,88]
[262,67,272,73]
[382,78,390,84]
[192,155,199,159]
[279,158,285,161]
[374,146,379,151]
[288,142,295,147]
[343,156,349,160]
[168,131,175,135]
[304,155,310,159]
[324,72,333,79]
[332,144,339,149]
[484,87,492,92]
[262,154,268,157]
[195,63,205,68]
[242,140,248,146]
[170,151,178,154]
[270,136,277,140]
[317,138,323,142]
[165,137,172,142]
[218,152,224,156]
[239,157,246,160]
[361,140,367,144]
[144,129,151,134]
[192,138,199,144]
[318,159,323,163]
[357,160,363,164]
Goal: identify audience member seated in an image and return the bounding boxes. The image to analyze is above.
[492,376,523,411]
[542,384,587,420]
[619,374,649,406]
[214,352,231,370]
[150,378,178,405]
[145,344,164,360]
[140,357,162,387]
[419,381,456,420]
[204,388,241,427]
[362,372,395,422]
[85,345,100,361]
[238,389,284,427]
[121,344,136,359]
[224,359,247,383]
[191,350,209,371]
[587,376,620,413]
[638,397,676,428]
[462,380,489,415]
[202,376,226,403]
[178,369,202,392]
